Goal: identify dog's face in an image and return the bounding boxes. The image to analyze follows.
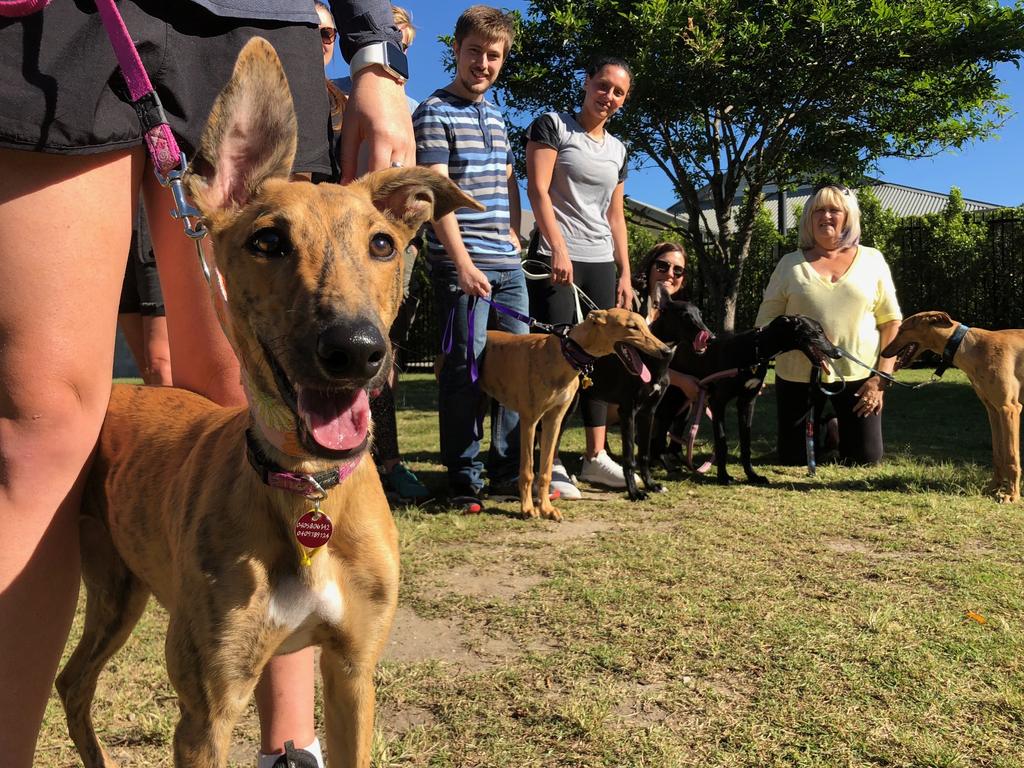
[650,292,713,355]
[881,311,955,370]
[767,315,841,373]
[580,308,673,381]
[185,38,480,460]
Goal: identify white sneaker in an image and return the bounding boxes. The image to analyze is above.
[550,458,582,500]
[579,449,634,490]
[531,459,583,501]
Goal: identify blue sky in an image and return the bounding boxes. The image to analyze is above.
[326,2,1024,209]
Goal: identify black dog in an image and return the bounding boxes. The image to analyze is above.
[587,289,712,500]
[653,314,841,485]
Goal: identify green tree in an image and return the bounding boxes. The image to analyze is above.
[857,186,899,254]
[499,0,1024,330]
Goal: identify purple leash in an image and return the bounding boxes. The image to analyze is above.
[443,292,561,385]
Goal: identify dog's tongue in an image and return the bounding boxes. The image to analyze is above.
[624,346,651,383]
[297,388,369,451]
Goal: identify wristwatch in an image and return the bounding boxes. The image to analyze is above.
[349,41,409,84]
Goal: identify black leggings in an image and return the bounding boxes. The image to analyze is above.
[775,377,884,466]
[527,257,617,427]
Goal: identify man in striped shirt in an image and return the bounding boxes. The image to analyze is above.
[413,5,526,507]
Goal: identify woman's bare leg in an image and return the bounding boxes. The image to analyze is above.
[140,314,173,386]
[0,147,140,768]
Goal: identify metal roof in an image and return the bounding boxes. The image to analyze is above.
[656,178,1001,235]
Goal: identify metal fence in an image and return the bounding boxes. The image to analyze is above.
[733,209,1024,331]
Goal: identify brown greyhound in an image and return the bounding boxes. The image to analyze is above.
[55,38,480,768]
[881,310,1024,503]
[480,309,672,520]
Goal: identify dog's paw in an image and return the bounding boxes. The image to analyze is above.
[627,490,649,501]
[540,506,563,522]
[644,481,665,493]
[716,475,734,486]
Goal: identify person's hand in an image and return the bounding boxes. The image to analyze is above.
[550,247,573,285]
[616,274,634,309]
[853,375,887,417]
[340,67,415,183]
[457,264,491,297]
[509,229,522,253]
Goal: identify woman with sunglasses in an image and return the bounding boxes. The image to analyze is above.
[633,241,701,403]
[526,55,635,496]
[755,184,902,466]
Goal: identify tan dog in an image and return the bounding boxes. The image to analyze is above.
[881,310,1024,503]
[55,39,480,768]
[480,309,672,520]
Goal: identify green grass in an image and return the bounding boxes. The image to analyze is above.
[38,370,1024,767]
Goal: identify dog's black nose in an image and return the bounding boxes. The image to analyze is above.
[316,320,386,379]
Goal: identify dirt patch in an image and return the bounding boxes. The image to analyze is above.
[384,605,554,669]
[378,703,436,734]
[517,517,618,544]
[424,564,545,601]
[823,536,876,555]
[612,681,672,725]
[384,606,489,670]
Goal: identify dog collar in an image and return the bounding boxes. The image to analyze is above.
[245,428,359,499]
[934,323,970,377]
[559,335,596,375]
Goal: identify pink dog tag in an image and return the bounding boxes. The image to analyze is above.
[295,511,333,549]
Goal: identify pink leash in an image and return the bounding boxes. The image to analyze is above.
[0,0,50,16]
[673,368,739,474]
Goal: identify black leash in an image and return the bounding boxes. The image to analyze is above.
[833,322,970,390]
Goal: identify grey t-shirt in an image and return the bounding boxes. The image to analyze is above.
[527,111,628,263]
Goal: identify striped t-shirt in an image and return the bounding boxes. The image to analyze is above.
[412,89,519,270]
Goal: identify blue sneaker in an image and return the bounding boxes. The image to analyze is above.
[385,463,429,501]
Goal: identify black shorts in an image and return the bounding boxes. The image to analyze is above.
[119,207,166,317]
[0,0,331,176]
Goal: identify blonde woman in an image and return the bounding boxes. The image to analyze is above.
[755,184,902,465]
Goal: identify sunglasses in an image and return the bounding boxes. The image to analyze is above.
[320,26,337,45]
[653,259,686,279]
[812,181,851,195]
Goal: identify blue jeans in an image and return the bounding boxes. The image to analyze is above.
[432,266,529,492]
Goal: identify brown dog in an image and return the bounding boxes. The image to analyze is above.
[55,39,480,768]
[480,309,672,520]
[881,310,1024,503]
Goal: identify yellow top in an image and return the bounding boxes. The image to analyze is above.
[754,246,902,383]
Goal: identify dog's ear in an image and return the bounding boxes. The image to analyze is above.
[653,282,672,310]
[586,310,608,325]
[359,167,485,231]
[923,311,955,328]
[185,37,297,217]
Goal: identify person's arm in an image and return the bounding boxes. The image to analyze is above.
[853,319,900,416]
[854,251,904,414]
[507,163,522,252]
[607,182,633,309]
[424,163,491,297]
[526,139,572,284]
[333,1,414,182]
[331,0,402,61]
